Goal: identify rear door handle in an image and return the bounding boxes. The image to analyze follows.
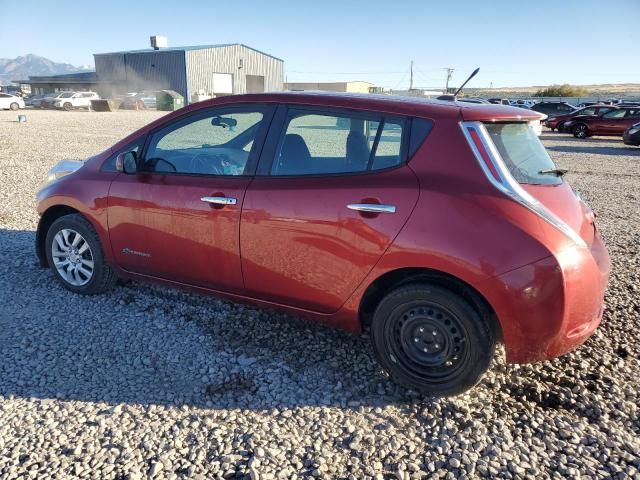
[201,196,237,206]
[347,203,396,214]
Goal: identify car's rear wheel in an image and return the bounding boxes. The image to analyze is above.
[9,102,19,111]
[573,123,589,138]
[63,102,73,111]
[370,283,495,397]
[45,213,116,294]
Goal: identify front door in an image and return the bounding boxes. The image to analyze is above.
[240,107,421,313]
[108,104,273,293]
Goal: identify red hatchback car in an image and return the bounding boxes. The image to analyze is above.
[544,104,614,132]
[36,93,610,396]
[566,107,640,138]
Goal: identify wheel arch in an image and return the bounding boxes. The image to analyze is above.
[36,205,82,267]
[358,267,502,341]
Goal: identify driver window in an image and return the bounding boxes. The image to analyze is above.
[144,109,265,175]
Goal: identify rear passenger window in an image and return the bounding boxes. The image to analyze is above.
[271,110,406,176]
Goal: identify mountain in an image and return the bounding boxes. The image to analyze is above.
[0,54,92,84]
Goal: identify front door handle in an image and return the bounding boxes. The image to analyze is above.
[347,203,396,214]
[201,196,237,206]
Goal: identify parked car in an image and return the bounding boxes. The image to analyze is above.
[120,91,158,110]
[40,92,72,108]
[545,104,616,132]
[530,101,576,117]
[54,91,100,110]
[487,98,510,105]
[0,92,25,110]
[623,122,640,146]
[35,92,610,396]
[509,99,535,108]
[565,107,640,138]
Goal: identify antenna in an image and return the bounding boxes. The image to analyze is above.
[454,68,480,97]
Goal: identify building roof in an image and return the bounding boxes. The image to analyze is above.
[13,71,105,84]
[94,43,283,61]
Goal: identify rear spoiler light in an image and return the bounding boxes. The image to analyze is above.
[460,121,586,247]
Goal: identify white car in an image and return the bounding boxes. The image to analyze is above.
[0,93,25,110]
[54,92,100,111]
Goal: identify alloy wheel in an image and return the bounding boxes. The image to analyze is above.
[51,228,94,286]
[574,125,587,138]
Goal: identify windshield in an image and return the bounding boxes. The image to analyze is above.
[484,123,562,186]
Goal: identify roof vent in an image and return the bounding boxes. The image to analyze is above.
[150,36,168,50]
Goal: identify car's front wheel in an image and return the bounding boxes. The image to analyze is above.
[45,213,116,294]
[370,283,495,397]
[63,102,73,111]
[572,123,589,139]
[9,102,19,111]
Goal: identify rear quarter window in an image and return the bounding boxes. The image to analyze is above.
[484,123,562,185]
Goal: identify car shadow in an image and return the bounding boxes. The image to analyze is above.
[546,144,640,156]
[539,133,625,144]
[0,227,456,412]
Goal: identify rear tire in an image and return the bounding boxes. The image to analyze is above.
[9,102,19,111]
[370,283,495,397]
[63,102,73,111]
[572,123,589,139]
[45,214,117,294]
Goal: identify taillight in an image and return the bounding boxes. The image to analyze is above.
[461,121,586,247]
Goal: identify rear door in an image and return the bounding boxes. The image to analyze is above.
[108,104,273,293]
[240,106,425,313]
[597,108,628,134]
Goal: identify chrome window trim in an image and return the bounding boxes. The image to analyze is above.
[460,121,586,247]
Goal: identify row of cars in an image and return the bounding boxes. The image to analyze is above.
[22,91,159,111]
[540,102,640,146]
[27,91,100,110]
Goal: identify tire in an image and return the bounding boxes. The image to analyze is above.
[9,102,19,111]
[556,122,564,132]
[45,213,117,294]
[572,123,589,139]
[370,283,495,397]
[63,102,73,111]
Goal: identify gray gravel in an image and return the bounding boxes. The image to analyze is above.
[1,109,639,479]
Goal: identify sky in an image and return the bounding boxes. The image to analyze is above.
[1,0,638,89]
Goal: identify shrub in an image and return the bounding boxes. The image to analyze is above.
[533,84,589,97]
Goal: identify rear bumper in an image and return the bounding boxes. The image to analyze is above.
[479,233,610,363]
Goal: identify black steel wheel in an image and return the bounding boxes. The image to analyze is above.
[573,123,589,139]
[370,283,495,397]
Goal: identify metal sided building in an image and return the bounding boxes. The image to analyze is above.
[93,42,284,103]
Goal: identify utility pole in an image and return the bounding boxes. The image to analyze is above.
[409,60,414,91]
[444,67,454,93]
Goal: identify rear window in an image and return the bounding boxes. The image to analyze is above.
[484,123,562,185]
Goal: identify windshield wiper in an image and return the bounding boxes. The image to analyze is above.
[539,168,568,176]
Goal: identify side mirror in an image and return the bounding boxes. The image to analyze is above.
[115,151,138,174]
[211,116,238,129]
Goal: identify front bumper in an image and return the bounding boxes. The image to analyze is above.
[480,233,610,363]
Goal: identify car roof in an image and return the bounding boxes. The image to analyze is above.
[194,91,544,122]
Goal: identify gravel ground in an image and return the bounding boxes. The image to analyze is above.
[0,109,638,479]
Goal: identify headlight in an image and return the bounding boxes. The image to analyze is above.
[45,160,83,184]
